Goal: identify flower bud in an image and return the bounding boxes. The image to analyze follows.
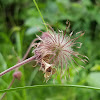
[13,71,22,80]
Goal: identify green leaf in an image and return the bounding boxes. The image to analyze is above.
[87,72,100,87]
[25,26,43,36]
[25,17,42,27]
[91,64,100,71]
[0,53,7,70]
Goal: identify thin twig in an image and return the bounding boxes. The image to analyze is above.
[0,78,15,100]
[22,38,38,60]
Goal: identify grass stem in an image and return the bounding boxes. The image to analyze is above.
[33,0,48,31]
[0,84,100,93]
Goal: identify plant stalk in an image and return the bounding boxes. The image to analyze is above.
[33,0,48,31]
[0,56,36,77]
[0,84,100,93]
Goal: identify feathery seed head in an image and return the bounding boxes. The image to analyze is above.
[32,22,89,81]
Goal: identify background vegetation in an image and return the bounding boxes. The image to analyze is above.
[0,0,100,100]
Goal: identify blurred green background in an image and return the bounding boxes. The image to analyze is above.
[0,0,100,100]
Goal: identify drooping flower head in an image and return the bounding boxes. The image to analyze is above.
[32,21,89,81]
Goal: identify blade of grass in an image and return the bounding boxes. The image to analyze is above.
[0,84,100,93]
[16,32,27,100]
[33,0,48,31]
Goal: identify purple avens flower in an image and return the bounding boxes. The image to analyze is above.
[31,22,89,81]
[0,21,89,82]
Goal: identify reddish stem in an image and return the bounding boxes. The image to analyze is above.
[0,78,15,100]
[0,56,36,77]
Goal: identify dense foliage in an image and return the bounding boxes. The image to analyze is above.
[0,0,100,100]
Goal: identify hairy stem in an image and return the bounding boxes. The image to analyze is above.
[0,56,36,77]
